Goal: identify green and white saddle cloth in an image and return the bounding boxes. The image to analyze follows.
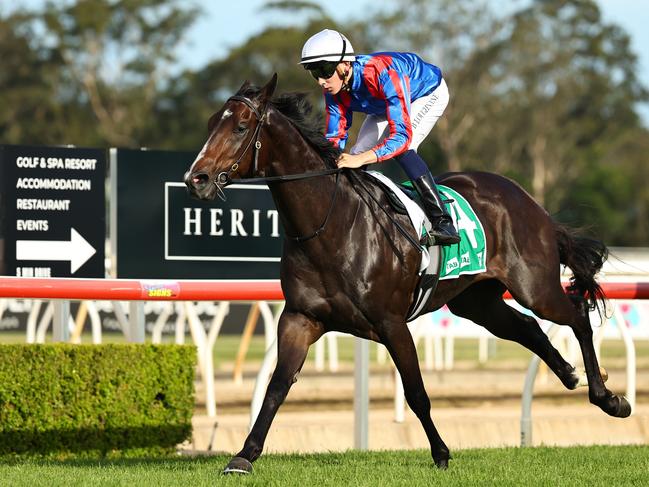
[436,185,487,280]
[365,171,487,321]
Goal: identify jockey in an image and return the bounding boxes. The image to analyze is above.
[300,29,460,246]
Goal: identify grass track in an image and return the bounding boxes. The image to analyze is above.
[2,446,648,486]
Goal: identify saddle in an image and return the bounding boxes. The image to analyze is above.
[366,171,488,321]
[370,176,453,219]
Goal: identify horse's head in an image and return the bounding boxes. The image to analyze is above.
[184,74,278,201]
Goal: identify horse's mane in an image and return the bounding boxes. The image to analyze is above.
[238,86,341,168]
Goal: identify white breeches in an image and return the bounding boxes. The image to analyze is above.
[350,78,449,155]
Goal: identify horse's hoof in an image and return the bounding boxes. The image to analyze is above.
[223,456,253,475]
[616,396,632,418]
[433,451,450,470]
[435,458,449,470]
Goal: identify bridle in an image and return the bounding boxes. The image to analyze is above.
[210,95,420,248]
[214,95,268,198]
[214,94,342,242]
[209,95,421,251]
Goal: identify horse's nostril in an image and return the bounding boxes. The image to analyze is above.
[189,172,210,188]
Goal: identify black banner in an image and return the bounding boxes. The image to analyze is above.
[0,145,105,277]
[115,148,283,279]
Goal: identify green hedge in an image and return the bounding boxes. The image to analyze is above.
[0,344,196,457]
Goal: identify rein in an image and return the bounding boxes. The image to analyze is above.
[218,95,343,242]
[347,171,423,251]
[219,95,421,249]
[229,167,342,185]
[229,169,342,243]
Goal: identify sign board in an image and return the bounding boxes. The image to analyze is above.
[0,145,105,277]
[114,148,283,279]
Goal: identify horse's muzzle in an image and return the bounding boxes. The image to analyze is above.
[184,171,227,201]
[184,171,214,200]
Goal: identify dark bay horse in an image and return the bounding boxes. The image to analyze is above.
[184,74,630,473]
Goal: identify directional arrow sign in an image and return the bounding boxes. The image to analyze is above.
[16,227,97,274]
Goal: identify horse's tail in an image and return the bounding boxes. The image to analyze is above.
[555,223,608,316]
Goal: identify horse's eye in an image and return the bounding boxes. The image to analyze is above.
[235,123,248,134]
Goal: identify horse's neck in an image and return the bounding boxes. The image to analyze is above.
[264,113,352,237]
[264,112,328,176]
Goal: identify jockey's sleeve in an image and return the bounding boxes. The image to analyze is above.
[324,92,353,150]
[368,70,413,162]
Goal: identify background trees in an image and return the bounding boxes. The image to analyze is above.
[1,0,647,245]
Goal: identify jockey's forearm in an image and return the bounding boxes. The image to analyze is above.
[354,150,378,164]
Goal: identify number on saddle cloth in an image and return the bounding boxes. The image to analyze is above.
[378,175,488,280]
[434,185,487,280]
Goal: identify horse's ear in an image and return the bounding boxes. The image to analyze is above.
[237,79,251,94]
[259,73,278,101]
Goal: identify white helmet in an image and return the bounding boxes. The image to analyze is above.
[300,29,355,65]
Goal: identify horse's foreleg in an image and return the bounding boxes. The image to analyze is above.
[223,312,323,474]
[381,323,450,469]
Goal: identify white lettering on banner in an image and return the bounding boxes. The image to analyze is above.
[47,158,64,169]
[64,158,97,170]
[16,267,52,277]
[15,178,91,191]
[252,209,261,237]
[16,219,49,231]
[267,210,280,237]
[15,157,42,168]
[210,208,223,236]
[184,207,281,239]
[230,209,246,236]
[15,267,52,277]
[15,156,98,170]
[183,208,202,235]
[16,199,71,211]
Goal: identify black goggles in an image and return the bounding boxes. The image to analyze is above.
[305,61,338,80]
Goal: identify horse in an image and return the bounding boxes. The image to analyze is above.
[184,74,630,473]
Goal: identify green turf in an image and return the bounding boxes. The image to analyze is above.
[1,446,648,486]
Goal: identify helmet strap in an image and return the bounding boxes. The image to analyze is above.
[337,33,352,91]
[339,65,351,91]
[338,34,347,63]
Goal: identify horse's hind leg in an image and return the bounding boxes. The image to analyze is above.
[509,281,631,418]
[540,292,630,417]
[447,280,581,390]
[379,322,450,468]
[223,312,323,474]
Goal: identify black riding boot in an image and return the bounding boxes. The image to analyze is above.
[412,173,460,246]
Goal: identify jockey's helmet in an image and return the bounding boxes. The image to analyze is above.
[300,29,355,65]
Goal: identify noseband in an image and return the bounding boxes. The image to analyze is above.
[215,95,268,193]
